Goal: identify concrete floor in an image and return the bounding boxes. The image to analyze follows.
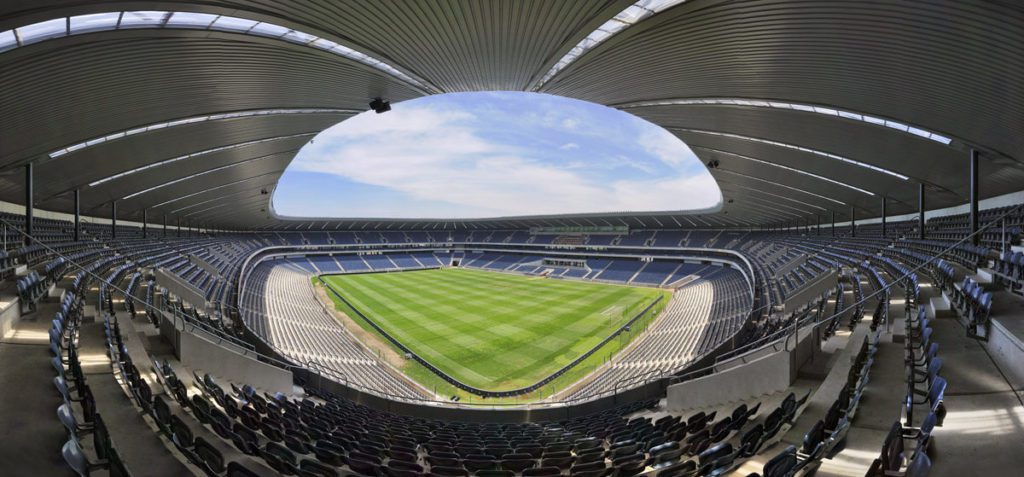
[0,300,78,476]
[725,262,1024,477]
[79,318,194,477]
[814,268,1024,477]
[0,278,196,477]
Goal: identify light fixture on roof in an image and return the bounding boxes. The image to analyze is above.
[369,97,391,114]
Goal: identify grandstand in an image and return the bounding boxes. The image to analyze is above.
[1,2,1024,477]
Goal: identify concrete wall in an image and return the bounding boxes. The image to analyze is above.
[154,268,208,309]
[784,271,838,312]
[665,327,817,411]
[666,347,792,411]
[0,297,19,340]
[189,253,219,278]
[179,327,294,395]
[987,319,1024,390]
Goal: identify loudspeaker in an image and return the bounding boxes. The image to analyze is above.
[369,97,391,114]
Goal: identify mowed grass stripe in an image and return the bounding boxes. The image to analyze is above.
[335,270,651,384]
[367,270,632,365]
[323,268,666,390]
[330,275,499,384]
[374,269,617,340]
[333,272,595,383]
[369,272,634,382]
[330,269,617,350]
[329,270,651,387]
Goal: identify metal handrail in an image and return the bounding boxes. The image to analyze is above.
[668,203,1023,387]
[10,203,1019,410]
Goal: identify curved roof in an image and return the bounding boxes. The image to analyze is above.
[1,1,1021,229]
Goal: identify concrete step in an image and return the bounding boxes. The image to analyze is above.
[891,318,906,343]
[973,268,998,289]
[46,283,64,300]
[929,294,956,319]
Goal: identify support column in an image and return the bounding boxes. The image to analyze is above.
[177,217,181,237]
[831,211,836,237]
[850,207,856,237]
[970,149,980,245]
[817,215,821,235]
[142,209,148,239]
[163,215,167,237]
[881,196,887,238]
[918,183,926,239]
[73,189,80,242]
[24,163,33,245]
[111,201,117,239]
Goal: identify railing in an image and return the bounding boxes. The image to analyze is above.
[0,217,302,375]
[235,245,763,404]
[10,203,1019,412]
[668,202,1024,388]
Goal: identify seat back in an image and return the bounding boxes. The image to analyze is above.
[823,400,843,433]
[194,437,225,473]
[61,438,90,477]
[801,420,825,455]
[170,414,194,448]
[928,376,947,411]
[57,403,80,439]
[762,445,797,477]
[905,451,932,477]
[927,357,943,384]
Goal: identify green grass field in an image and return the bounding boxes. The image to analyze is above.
[318,268,668,398]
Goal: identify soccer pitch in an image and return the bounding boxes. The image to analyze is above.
[319,268,669,395]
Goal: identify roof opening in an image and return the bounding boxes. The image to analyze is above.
[274,92,720,219]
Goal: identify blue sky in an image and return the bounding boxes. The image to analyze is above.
[274,92,720,218]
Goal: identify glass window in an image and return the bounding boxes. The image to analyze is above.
[884,120,909,132]
[641,0,688,13]
[248,22,290,38]
[862,115,885,125]
[70,13,120,34]
[311,38,338,50]
[616,6,650,24]
[0,30,16,52]
[211,16,257,32]
[119,11,170,28]
[165,12,218,29]
[16,18,67,45]
[282,29,317,44]
[907,126,931,138]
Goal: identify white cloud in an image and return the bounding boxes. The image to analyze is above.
[561,118,579,129]
[283,97,720,218]
[640,127,696,168]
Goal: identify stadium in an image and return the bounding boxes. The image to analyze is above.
[0,1,1022,476]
